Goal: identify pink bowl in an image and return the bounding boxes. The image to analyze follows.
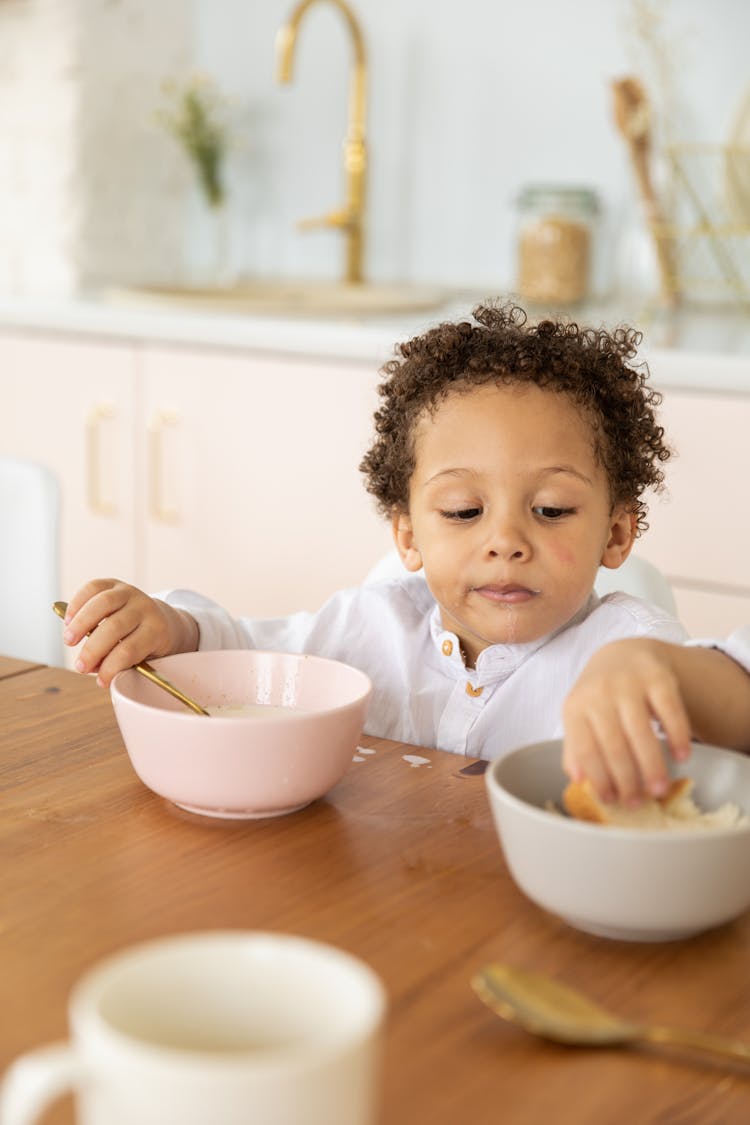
[110,650,372,819]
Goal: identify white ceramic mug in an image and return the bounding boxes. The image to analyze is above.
[0,931,386,1125]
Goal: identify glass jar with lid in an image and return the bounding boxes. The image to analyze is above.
[515,185,600,305]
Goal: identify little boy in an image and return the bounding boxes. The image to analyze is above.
[64,302,750,804]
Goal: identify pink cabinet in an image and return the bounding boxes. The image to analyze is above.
[639,387,750,636]
[2,331,138,596]
[1,332,392,633]
[138,344,392,616]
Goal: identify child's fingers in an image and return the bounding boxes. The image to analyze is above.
[562,713,618,803]
[566,698,684,805]
[62,579,179,688]
[78,603,160,675]
[565,696,663,804]
[92,628,151,687]
[616,700,670,798]
[75,612,132,676]
[646,680,693,766]
[63,584,153,677]
[64,582,129,645]
[563,639,695,805]
[64,578,121,625]
[583,711,644,804]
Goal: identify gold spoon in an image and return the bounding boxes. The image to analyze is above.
[472,963,750,1065]
[52,600,209,716]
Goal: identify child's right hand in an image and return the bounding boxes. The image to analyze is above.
[63,579,199,687]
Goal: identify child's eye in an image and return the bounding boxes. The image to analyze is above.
[440,507,482,522]
[533,506,575,520]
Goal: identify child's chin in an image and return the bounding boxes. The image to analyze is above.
[485,619,556,647]
[485,602,586,647]
[492,632,543,647]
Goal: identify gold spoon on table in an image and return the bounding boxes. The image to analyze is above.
[472,963,750,1066]
[52,600,209,716]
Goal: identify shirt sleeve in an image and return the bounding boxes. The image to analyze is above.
[154,588,319,653]
[687,626,750,676]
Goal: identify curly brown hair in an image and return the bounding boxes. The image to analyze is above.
[359,301,670,534]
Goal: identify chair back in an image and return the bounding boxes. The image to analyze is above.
[0,457,63,664]
[593,554,677,616]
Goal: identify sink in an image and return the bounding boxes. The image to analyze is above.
[108,279,451,317]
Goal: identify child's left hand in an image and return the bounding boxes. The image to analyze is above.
[562,638,693,805]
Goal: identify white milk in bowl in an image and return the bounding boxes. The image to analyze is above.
[205,704,304,719]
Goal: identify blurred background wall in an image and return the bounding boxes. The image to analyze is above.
[0,0,747,296]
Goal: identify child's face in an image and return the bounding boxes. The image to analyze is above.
[392,382,634,664]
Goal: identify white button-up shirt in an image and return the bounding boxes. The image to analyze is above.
[157,576,750,761]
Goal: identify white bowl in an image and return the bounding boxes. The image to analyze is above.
[486,739,750,941]
[110,650,371,819]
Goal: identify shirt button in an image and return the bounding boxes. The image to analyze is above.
[465,682,484,698]
[441,639,453,656]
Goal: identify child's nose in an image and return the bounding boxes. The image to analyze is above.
[484,515,531,561]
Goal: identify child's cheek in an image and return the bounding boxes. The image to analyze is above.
[549,542,578,568]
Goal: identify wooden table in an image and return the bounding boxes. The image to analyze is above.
[2,662,750,1124]
[0,654,44,680]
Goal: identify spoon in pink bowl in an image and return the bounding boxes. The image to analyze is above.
[52,600,209,716]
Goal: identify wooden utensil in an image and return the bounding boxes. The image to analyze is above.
[611,76,677,305]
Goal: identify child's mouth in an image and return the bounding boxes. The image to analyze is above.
[472,584,538,604]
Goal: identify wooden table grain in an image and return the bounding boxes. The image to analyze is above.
[2,663,750,1124]
[0,654,43,680]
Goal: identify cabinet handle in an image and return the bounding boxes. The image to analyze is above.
[85,404,117,516]
[148,409,180,525]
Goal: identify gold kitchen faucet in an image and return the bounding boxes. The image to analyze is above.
[276,0,367,284]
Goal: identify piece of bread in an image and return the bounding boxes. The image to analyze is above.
[562,777,749,830]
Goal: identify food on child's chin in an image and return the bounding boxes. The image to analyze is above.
[204,704,303,719]
[561,777,749,831]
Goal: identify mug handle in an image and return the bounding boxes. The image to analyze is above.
[0,1042,84,1125]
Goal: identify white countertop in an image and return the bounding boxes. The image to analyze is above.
[1,289,749,392]
[0,289,430,366]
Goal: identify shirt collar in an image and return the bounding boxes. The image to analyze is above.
[428,593,600,683]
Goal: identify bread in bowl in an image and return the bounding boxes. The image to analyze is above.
[562,777,748,830]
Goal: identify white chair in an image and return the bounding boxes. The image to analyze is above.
[593,553,677,616]
[0,457,63,665]
[363,549,677,616]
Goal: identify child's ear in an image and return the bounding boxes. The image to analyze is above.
[391,512,423,572]
[600,507,636,570]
